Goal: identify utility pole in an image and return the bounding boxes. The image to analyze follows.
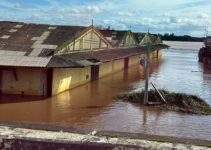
[141,31,152,105]
[144,42,150,105]
[140,31,152,105]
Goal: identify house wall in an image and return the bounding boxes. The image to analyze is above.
[113,59,124,72]
[0,49,163,97]
[129,54,144,66]
[150,49,162,59]
[99,62,113,78]
[151,50,157,58]
[157,49,163,57]
[52,67,91,95]
[2,68,47,96]
[98,54,147,79]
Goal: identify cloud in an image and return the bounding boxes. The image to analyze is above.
[48,5,103,19]
[0,0,211,36]
[197,13,210,19]
[86,6,101,14]
[117,12,135,16]
[13,3,23,8]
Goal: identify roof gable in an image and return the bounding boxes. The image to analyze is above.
[99,30,138,47]
[43,26,86,47]
[55,26,113,55]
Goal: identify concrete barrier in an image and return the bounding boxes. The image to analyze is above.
[0,124,210,150]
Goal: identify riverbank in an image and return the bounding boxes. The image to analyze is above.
[0,123,211,149]
[118,89,211,115]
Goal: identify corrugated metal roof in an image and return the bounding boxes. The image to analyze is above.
[54,47,144,65]
[0,55,51,67]
[0,21,168,68]
[76,60,101,66]
[46,55,83,68]
[0,21,86,57]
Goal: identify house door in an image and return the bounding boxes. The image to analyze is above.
[124,57,129,70]
[47,68,53,97]
[91,65,99,81]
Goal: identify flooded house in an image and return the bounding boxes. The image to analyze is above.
[0,21,165,97]
[199,36,211,66]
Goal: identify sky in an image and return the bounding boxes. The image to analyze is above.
[0,0,211,37]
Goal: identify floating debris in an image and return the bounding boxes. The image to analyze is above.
[118,89,211,115]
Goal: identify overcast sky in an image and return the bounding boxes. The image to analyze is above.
[0,0,210,37]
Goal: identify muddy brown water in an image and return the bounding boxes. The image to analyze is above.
[0,48,211,141]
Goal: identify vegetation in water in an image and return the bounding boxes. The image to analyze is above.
[118,89,211,115]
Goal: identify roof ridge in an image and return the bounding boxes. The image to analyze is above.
[0,21,88,28]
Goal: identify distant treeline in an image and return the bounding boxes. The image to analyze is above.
[161,33,205,42]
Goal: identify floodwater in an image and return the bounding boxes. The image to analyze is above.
[1,48,211,141]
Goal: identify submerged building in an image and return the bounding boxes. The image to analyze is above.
[199,36,211,66]
[0,21,166,97]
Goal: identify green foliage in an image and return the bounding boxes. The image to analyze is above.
[161,33,204,42]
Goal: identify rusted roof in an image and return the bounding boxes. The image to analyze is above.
[43,26,86,47]
[47,55,83,68]
[0,21,88,67]
[51,47,143,66]
[0,21,167,68]
[0,55,51,67]
[0,21,86,57]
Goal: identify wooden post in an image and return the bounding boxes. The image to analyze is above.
[151,82,167,104]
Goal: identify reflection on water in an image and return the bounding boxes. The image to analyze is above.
[0,49,211,141]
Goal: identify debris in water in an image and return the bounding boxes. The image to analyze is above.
[118,89,211,115]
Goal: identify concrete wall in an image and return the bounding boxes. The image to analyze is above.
[99,62,113,78]
[112,59,124,72]
[129,54,145,66]
[2,68,47,96]
[158,49,163,58]
[98,53,146,79]
[99,59,126,79]
[52,67,91,95]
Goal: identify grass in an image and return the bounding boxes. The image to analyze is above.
[118,89,211,115]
